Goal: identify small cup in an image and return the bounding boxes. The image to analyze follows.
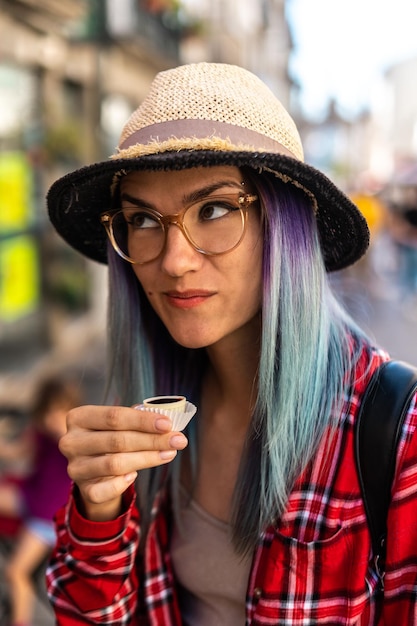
[138,395,197,431]
[143,395,186,411]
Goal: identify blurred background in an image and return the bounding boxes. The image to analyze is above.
[0,1,417,622]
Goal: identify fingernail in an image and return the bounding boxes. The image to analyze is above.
[160,450,177,460]
[170,434,187,449]
[124,471,137,483]
[155,417,172,432]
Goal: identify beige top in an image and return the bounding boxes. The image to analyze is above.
[171,486,252,625]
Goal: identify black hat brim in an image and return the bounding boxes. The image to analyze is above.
[46,150,369,272]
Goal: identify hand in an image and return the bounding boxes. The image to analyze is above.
[59,405,188,521]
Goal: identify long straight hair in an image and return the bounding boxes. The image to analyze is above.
[106,168,369,553]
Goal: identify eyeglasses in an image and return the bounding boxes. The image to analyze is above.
[100,191,258,264]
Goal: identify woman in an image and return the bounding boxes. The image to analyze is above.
[45,63,417,625]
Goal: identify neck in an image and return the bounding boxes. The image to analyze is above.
[203,315,261,429]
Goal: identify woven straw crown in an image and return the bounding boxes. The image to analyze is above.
[46,62,369,271]
[115,62,304,162]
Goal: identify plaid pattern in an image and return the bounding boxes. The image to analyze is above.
[46,347,417,625]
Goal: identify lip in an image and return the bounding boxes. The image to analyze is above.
[164,290,215,309]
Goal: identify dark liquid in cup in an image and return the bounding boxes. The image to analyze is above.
[147,397,181,404]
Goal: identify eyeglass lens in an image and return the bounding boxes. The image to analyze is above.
[109,193,248,263]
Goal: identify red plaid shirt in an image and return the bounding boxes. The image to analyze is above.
[46,348,417,625]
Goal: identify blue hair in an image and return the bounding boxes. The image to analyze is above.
[106,169,370,553]
[230,171,370,551]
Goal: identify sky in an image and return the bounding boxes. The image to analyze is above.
[287,0,417,120]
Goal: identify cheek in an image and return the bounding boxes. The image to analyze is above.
[246,242,263,308]
[245,268,263,313]
[224,242,263,311]
[132,268,163,316]
[132,267,152,295]
[243,232,263,282]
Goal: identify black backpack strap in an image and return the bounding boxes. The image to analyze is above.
[355,360,417,581]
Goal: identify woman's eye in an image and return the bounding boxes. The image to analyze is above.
[125,211,159,229]
[198,201,235,221]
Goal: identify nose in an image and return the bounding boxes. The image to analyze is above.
[160,223,203,276]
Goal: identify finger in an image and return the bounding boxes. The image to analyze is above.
[79,472,138,508]
[66,405,173,433]
[69,449,179,482]
[61,429,187,458]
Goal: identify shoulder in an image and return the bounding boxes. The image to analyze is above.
[343,338,389,417]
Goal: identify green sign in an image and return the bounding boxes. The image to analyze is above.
[0,235,40,321]
[0,151,33,232]
[0,152,39,322]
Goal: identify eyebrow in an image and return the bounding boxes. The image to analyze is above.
[120,180,244,209]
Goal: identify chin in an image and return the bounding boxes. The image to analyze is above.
[173,336,211,350]
[168,329,216,350]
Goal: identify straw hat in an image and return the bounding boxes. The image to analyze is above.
[46,62,369,271]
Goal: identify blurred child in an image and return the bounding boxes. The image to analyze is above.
[0,406,31,542]
[0,375,81,626]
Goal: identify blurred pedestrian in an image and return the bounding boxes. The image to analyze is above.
[0,406,31,480]
[45,62,417,624]
[383,163,417,313]
[0,406,31,545]
[0,375,81,626]
[388,209,417,293]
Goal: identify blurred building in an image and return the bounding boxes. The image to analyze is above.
[379,56,417,171]
[0,0,187,372]
[181,0,293,108]
[296,54,417,197]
